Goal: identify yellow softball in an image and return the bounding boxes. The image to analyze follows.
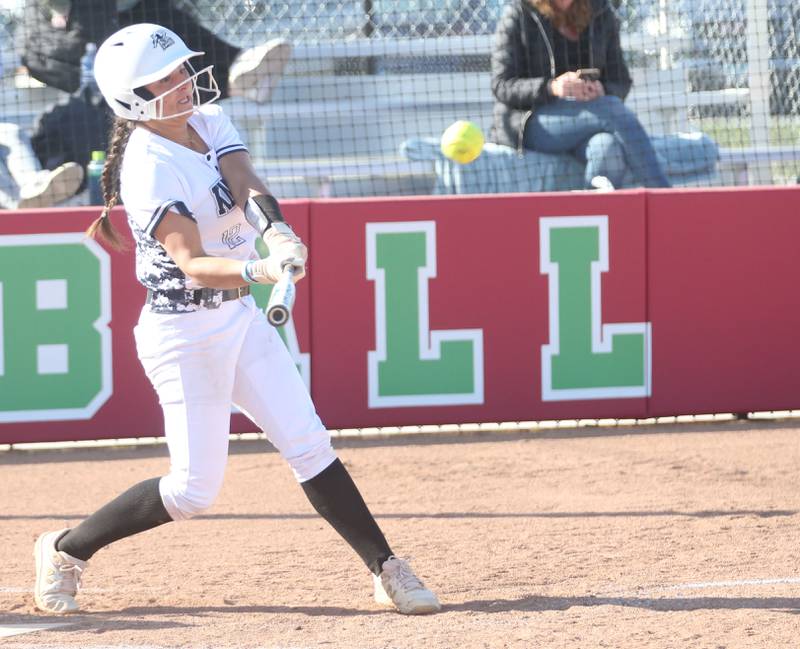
[440,120,484,164]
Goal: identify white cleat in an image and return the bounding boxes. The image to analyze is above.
[17,162,84,209]
[228,38,292,104]
[373,556,441,615]
[33,529,87,614]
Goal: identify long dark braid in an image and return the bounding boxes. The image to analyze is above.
[85,117,135,250]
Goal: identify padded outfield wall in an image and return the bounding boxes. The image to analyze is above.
[0,186,798,444]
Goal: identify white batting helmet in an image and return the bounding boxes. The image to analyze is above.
[94,23,220,121]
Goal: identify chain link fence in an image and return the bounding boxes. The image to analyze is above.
[0,0,797,204]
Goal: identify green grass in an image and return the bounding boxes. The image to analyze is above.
[693,116,800,148]
[690,117,800,184]
[771,161,800,184]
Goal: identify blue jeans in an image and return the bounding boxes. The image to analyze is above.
[523,95,671,188]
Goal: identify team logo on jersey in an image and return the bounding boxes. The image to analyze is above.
[222,224,247,250]
[210,179,236,216]
[151,30,175,50]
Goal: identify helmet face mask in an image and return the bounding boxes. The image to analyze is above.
[95,23,220,121]
[136,62,219,120]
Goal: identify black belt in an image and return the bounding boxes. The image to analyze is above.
[190,286,250,305]
[146,286,250,310]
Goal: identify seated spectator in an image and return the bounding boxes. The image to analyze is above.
[117,0,291,104]
[0,22,83,209]
[29,42,110,194]
[21,0,291,103]
[490,0,671,189]
[0,122,83,209]
[17,0,290,204]
[19,0,115,94]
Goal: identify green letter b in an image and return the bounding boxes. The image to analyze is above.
[0,234,112,422]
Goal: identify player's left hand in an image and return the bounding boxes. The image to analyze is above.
[245,254,305,284]
[263,227,307,282]
[276,256,306,282]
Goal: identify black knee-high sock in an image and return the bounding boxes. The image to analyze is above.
[301,459,393,575]
[56,477,173,561]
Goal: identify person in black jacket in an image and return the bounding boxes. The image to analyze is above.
[20,0,115,94]
[491,0,670,189]
[29,41,110,193]
[21,0,290,102]
[20,0,291,200]
[116,0,291,103]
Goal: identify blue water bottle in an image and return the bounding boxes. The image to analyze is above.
[80,42,98,92]
[87,150,105,205]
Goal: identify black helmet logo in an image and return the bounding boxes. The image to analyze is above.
[151,30,175,50]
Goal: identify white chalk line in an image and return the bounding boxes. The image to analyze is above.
[0,623,71,638]
[654,577,800,590]
[0,586,106,593]
[600,576,800,598]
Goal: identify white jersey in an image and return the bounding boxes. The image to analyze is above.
[120,104,258,313]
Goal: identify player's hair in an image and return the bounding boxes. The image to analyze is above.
[85,117,134,250]
[528,0,592,35]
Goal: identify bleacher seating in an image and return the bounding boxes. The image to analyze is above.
[231,36,776,197]
[4,33,797,199]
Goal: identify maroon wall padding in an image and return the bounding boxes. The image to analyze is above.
[1,186,798,443]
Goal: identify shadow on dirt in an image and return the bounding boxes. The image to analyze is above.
[449,594,800,613]
[6,593,799,625]
[107,604,384,617]
[2,509,795,522]
[3,417,799,466]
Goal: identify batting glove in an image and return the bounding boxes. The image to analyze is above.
[263,226,307,282]
[242,235,307,285]
[242,257,280,284]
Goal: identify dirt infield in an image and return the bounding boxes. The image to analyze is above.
[1,419,799,649]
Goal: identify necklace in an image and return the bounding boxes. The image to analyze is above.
[142,123,203,151]
[184,127,205,152]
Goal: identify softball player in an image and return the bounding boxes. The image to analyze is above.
[33,23,440,616]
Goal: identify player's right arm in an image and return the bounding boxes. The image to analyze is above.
[125,156,280,288]
[154,211,290,288]
[154,211,251,289]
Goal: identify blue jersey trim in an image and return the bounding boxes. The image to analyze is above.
[145,200,195,237]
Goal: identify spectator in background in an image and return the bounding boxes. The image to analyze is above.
[29,41,110,194]
[20,0,115,94]
[490,0,670,189]
[117,0,291,104]
[17,0,290,201]
[0,18,83,209]
[0,122,83,209]
[21,0,291,103]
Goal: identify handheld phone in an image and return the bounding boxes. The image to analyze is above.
[577,68,601,81]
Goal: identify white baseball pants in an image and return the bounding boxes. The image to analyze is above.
[133,295,336,521]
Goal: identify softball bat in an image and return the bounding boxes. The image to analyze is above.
[266,265,296,327]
